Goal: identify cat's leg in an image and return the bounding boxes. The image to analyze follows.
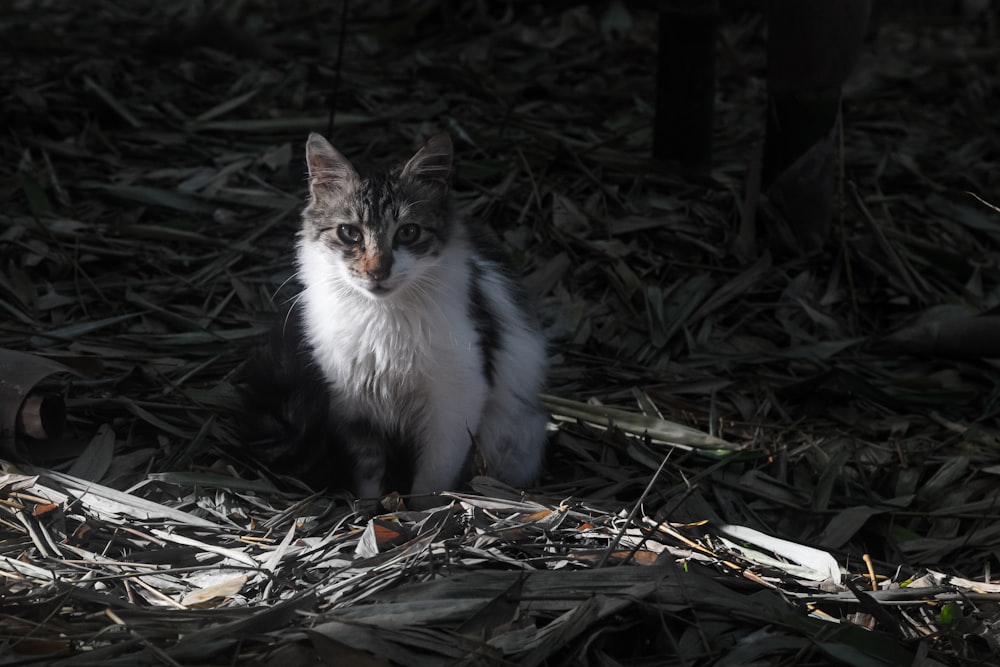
[342,420,387,500]
[475,392,548,488]
[472,307,549,488]
[409,383,487,503]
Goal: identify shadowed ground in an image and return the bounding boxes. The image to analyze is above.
[1,2,999,664]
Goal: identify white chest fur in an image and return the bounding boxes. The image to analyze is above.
[296,239,481,428]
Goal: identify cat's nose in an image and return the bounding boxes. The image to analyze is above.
[363,254,392,282]
[368,266,390,282]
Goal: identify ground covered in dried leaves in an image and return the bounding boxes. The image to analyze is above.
[2,2,999,665]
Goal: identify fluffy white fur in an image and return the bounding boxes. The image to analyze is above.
[296,183,547,501]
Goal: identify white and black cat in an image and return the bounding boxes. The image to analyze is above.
[241,132,548,504]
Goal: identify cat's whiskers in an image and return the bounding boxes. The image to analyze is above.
[273,275,295,300]
[275,270,306,306]
[385,267,450,304]
[281,290,307,337]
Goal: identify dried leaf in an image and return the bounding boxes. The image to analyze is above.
[66,423,115,482]
[181,574,247,607]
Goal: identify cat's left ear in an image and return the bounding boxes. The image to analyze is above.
[305,132,360,195]
[401,133,453,189]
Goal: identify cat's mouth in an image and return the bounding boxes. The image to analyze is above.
[346,274,398,298]
[362,281,395,297]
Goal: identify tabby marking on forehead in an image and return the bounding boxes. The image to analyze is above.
[356,172,398,220]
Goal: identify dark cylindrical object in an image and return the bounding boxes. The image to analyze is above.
[0,349,78,460]
[17,393,66,441]
[763,0,870,190]
[654,0,720,171]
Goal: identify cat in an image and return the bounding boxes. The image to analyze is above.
[241,132,549,506]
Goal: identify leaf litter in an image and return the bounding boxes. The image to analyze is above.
[2,1,1000,665]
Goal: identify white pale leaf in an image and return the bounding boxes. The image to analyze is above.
[720,524,842,585]
[181,574,248,607]
[150,529,258,568]
[27,468,220,528]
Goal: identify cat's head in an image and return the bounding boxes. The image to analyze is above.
[300,132,454,299]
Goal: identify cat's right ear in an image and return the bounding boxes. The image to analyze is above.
[305,133,359,195]
[401,133,453,189]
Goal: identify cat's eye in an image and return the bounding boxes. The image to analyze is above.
[337,224,362,245]
[396,224,420,245]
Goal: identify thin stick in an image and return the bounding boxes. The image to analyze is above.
[596,451,672,568]
[327,1,351,138]
[863,553,878,591]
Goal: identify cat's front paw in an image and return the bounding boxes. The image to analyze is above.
[352,490,411,519]
[350,497,382,520]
